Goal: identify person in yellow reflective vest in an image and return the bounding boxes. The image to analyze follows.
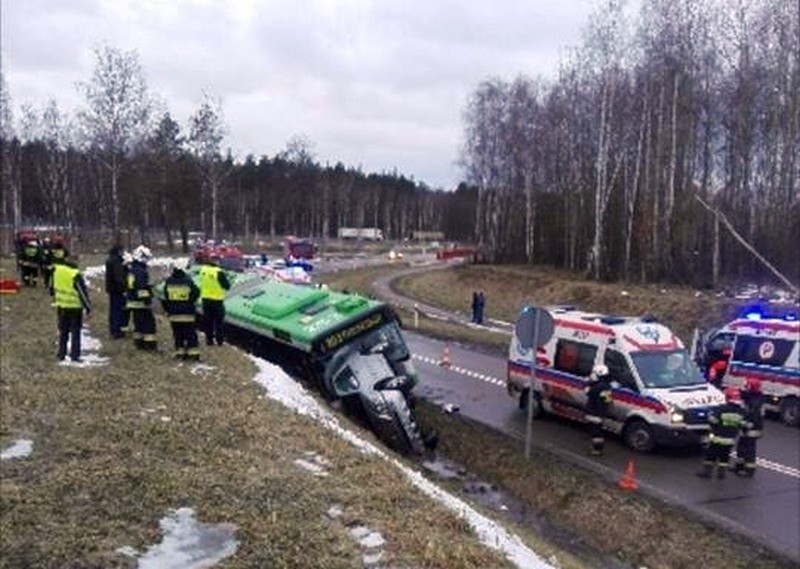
[161,259,200,360]
[50,256,91,362]
[127,245,157,350]
[199,257,231,346]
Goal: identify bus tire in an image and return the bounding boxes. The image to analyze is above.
[623,419,655,453]
[362,389,426,456]
[779,397,800,427]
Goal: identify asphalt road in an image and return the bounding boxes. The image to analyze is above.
[361,256,800,563]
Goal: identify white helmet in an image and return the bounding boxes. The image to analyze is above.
[122,251,133,264]
[591,364,609,381]
[132,245,152,263]
[170,258,189,272]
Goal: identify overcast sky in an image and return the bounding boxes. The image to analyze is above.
[2,0,606,189]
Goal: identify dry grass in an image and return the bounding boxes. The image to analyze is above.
[0,259,518,568]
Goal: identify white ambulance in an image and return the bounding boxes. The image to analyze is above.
[720,314,799,426]
[507,307,725,452]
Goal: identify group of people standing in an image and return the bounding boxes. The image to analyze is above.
[51,243,231,363]
[583,363,765,477]
[15,234,69,289]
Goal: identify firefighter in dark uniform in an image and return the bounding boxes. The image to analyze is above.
[697,387,747,479]
[50,256,91,362]
[585,364,613,456]
[199,257,231,346]
[105,245,127,339]
[19,239,42,287]
[734,378,765,476]
[127,245,157,350]
[40,237,54,289]
[161,259,200,360]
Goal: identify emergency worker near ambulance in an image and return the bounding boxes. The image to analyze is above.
[199,256,231,346]
[697,387,747,479]
[161,260,201,360]
[585,364,613,456]
[127,245,157,351]
[50,255,91,362]
[734,378,765,476]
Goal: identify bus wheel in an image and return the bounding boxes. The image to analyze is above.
[519,389,543,419]
[623,420,655,453]
[779,397,800,427]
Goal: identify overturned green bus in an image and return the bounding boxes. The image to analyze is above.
[158,268,431,455]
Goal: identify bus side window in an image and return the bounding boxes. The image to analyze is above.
[554,339,597,377]
[605,350,638,391]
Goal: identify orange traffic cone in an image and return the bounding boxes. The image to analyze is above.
[618,458,638,491]
[439,344,452,368]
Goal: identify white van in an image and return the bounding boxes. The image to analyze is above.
[720,314,799,426]
[507,307,725,452]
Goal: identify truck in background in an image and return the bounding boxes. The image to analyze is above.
[338,227,384,241]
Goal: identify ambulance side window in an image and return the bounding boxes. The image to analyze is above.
[604,350,637,391]
[554,339,597,377]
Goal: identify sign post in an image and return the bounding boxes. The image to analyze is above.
[515,305,554,459]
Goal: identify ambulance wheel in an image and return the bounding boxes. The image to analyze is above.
[623,420,655,453]
[519,388,543,419]
[779,397,800,427]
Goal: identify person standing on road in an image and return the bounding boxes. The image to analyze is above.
[127,245,157,351]
[50,256,91,362]
[697,387,746,479]
[734,378,765,477]
[105,244,127,339]
[199,257,230,346]
[585,364,613,456]
[161,259,201,360]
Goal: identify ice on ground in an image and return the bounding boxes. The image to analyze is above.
[249,355,554,569]
[1,438,33,460]
[118,507,237,569]
[190,364,217,376]
[57,327,109,368]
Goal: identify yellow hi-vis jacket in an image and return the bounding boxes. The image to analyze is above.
[200,265,226,300]
[53,264,81,309]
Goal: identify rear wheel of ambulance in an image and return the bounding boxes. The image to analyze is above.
[779,397,800,427]
[623,419,655,452]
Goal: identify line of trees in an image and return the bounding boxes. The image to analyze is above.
[1,45,450,253]
[462,0,799,287]
[2,0,798,289]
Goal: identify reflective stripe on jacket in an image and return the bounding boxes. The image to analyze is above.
[53,264,81,309]
[200,265,226,300]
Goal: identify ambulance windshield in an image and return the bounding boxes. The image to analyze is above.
[630,349,705,388]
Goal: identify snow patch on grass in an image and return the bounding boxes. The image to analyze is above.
[1,438,33,460]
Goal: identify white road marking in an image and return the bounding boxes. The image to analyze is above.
[413,353,800,479]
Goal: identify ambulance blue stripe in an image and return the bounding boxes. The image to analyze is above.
[508,360,666,413]
[729,362,800,385]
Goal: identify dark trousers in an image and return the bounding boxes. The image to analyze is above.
[42,266,53,289]
[170,321,199,358]
[108,292,126,338]
[735,436,758,473]
[132,307,157,350]
[202,299,225,345]
[703,442,733,470]
[57,308,83,361]
[587,415,605,454]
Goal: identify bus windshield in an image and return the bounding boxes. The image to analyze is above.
[630,349,705,388]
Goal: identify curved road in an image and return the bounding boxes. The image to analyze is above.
[362,256,800,563]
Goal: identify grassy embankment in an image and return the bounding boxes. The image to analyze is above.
[0,258,527,569]
[318,262,795,569]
